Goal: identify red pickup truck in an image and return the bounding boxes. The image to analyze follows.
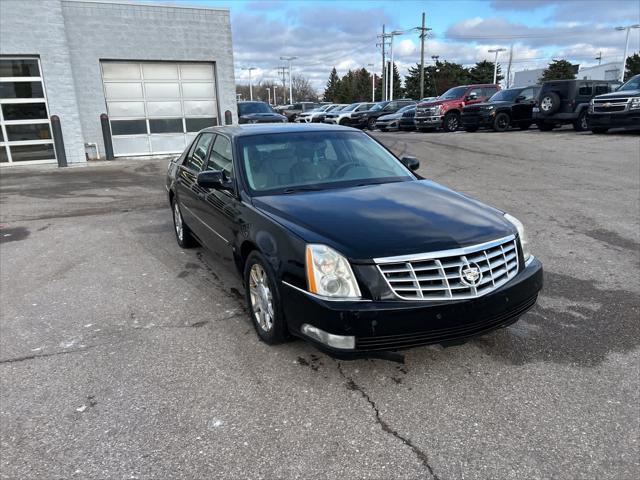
[415,84,500,132]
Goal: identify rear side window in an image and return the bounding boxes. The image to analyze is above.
[185,133,214,171]
[483,86,499,97]
[577,83,592,96]
[467,87,483,98]
[519,88,535,101]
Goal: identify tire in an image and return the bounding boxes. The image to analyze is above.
[519,122,532,130]
[492,112,511,132]
[171,197,197,248]
[338,118,348,126]
[243,251,288,345]
[539,92,560,115]
[536,122,555,132]
[572,110,588,131]
[463,126,478,132]
[367,118,376,130]
[591,127,609,134]
[442,112,460,132]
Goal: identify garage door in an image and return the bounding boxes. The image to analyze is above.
[101,61,219,157]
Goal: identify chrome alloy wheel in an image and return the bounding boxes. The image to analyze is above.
[173,202,184,241]
[249,264,274,332]
[541,97,553,111]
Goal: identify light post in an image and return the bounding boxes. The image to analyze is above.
[273,85,278,106]
[367,63,375,102]
[280,56,297,103]
[389,30,403,100]
[615,24,640,82]
[488,48,506,84]
[242,67,257,100]
[431,55,439,96]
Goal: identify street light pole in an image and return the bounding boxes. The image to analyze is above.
[431,55,439,95]
[367,63,375,102]
[488,48,506,84]
[616,24,640,82]
[273,85,278,106]
[419,12,427,99]
[242,67,257,100]
[280,56,298,104]
[389,31,403,101]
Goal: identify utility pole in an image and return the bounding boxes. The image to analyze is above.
[389,31,403,100]
[377,25,386,101]
[615,24,640,82]
[367,63,375,102]
[280,56,297,104]
[595,51,602,65]
[506,45,513,88]
[242,67,256,100]
[488,48,507,84]
[418,12,428,99]
[277,66,288,102]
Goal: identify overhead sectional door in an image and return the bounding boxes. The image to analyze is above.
[0,58,56,165]
[101,61,219,157]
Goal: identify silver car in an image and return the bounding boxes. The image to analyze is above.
[374,104,416,131]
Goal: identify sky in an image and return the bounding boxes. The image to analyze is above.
[142,0,640,91]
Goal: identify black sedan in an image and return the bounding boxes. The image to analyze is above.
[166,124,543,353]
[237,101,287,124]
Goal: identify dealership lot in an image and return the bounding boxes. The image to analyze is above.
[1,129,638,479]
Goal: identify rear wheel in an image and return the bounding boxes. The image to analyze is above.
[536,122,555,131]
[442,112,460,132]
[591,127,609,134]
[171,197,196,248]
[572,110,588,131]
[244,251,288,345]
[492,112,511,132]
[367,118,376,130]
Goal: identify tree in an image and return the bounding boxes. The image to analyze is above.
[540,59,576,82]
[625,53,640,81]
[292,74,318,102]
[431,61,469,95]
[323,67,341,102]
[391,62,404,99]
[353,68,372,102]
[469,60,502,84]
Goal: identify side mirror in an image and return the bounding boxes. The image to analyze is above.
[515,95,526,103]
[401,155,420,171]
[197,170,231,191]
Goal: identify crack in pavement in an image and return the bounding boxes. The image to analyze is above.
[0,344,98,365]
[336,361,440,480]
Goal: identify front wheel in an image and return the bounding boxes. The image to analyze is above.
[591,127,609,134]
[572,110,588,131]
[244,251,289,345]
[367,118,376,130]
[493,112,511,132]
[442,112,460,132]
[171,198,197,248]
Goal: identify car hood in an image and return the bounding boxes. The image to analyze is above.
[378,112,402,121]
[595,89,640,98]
[240,113,285,120]
[252,180,515,262]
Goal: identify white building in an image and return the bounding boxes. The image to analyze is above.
[576,62,621,81]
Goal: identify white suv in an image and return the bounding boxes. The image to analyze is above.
[295,104,337,123]
[324,102,373,126]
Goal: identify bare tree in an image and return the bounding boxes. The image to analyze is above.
[291,74,319,102]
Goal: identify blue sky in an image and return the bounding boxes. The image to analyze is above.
[142,0,640,89]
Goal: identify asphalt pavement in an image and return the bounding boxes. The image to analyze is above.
[1,127,638,479]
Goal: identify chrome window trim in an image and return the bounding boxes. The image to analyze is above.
[373,235,516,264]
[181,203,229,244]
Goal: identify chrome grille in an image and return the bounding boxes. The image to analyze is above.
[376,236,519,301]
[593,97,630,113]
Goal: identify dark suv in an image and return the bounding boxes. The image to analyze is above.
[587,74,640,133]
[532,79,621,131]
[354,100,416,130]
[462,86,540,132]
[282,102,319,122]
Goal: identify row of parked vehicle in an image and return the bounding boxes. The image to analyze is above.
[236,74,639,134]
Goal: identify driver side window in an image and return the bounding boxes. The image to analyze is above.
[184,133,214,172]
[206,135,234,180]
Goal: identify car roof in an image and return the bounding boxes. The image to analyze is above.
[237,100,267,104]
[200,123,358,138]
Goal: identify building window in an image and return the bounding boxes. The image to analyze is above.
[0,57,56,164]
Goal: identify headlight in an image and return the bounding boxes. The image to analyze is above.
[504,214,531,262]
[305,244,361,298]
[630,98,640,110]
[485,105,495,111]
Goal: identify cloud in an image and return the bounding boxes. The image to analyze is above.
[489,0,640,23]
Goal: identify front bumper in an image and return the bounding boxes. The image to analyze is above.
[282,257,543,353]
[588,111,640,128]
[295,116,312,123]
[375,119,399,130]
[462,112,494,129]
[399,118,416,129]
[415,115,442,128]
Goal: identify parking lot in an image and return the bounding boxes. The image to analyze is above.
[1,128,638,479]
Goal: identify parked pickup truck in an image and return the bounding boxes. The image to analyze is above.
[462,86,539,132]
[587,74,640,133]
[415,84,500,132]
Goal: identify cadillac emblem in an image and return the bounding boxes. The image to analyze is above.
[460,262,482,287]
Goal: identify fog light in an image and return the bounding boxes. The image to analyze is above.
[301,324,355,350]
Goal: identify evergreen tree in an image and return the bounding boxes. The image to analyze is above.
[625,53,640,81]
[354,68,372,102]
[323,67,341,102]
[337,70,355,103]
[404,64,427,99]
[540,59,576,82]
[431,61,470,95]
[469,60,502,84]
[391,62,404,98]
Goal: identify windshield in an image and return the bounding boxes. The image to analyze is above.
[329,105,345,111]
[439,86,467,99]
[238,103,274,115]
[618,76,640,91]
[397,104,415,113]
[370,102,388,111]
[341,103,360,112]
[489,89,522,102]
[239,131,414,194]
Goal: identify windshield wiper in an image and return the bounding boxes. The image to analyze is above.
[282,186,321,194]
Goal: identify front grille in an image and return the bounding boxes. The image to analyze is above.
[417,107,438,116]
[593,97,630,113]
[355,293,537,351]
[402,111,416,118]
[376,236,519,301]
